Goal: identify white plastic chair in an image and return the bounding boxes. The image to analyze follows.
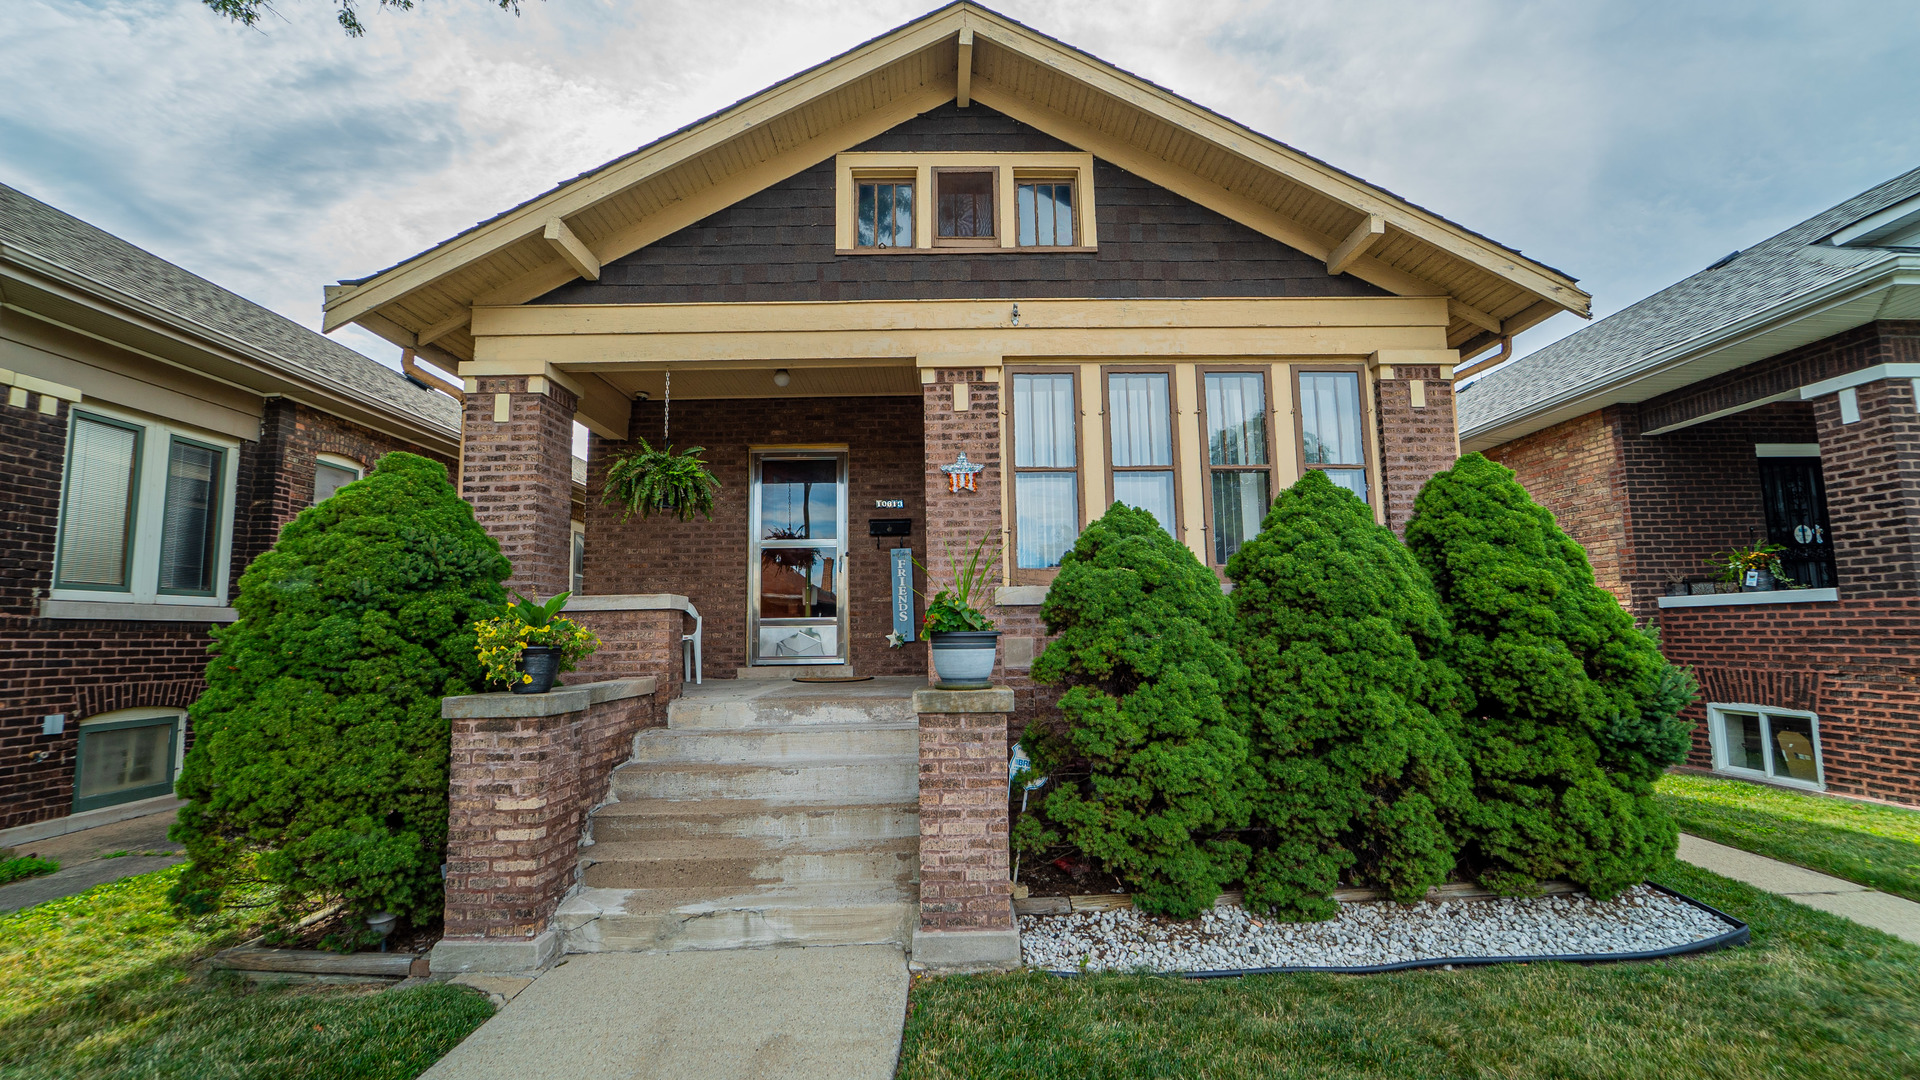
[681,601,703,685]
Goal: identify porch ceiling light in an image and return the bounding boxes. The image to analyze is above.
[773,368,792,388]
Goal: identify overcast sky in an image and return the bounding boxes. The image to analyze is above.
[7,0,1918,378]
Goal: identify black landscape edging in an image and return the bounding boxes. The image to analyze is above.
[1038,881,1751,979]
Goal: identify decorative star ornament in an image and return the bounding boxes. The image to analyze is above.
[940,452,985,493]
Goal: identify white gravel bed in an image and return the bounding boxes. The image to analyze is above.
[1020,885,1735,973]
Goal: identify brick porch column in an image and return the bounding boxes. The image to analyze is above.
[1812,375,1920,598]
[912,686,1019,968]
[463,375,579,598]
[921,365,1007,680]
[1371,351,1460,534]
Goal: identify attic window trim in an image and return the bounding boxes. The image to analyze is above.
[834,151,1097,255]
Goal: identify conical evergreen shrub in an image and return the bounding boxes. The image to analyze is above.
[1229,471,1471,920]
[1403,452,1695,898]
[170,452,511,932]
[1022,504,1252,917]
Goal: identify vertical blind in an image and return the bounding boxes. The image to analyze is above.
[158,440,222,594]
[58,416,140,588]
[1108,372,1176,535]
[1299,371,1369,504]
[1012,373,1079,569]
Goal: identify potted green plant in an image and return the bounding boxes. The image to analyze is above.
[602,437,721,522]
[475,591,600,693]
[1708,542,1785,593]
[916,534,1002,689]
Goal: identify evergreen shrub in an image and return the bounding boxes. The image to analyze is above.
[1022,504,1252,917]
[1404,453,1695,898]
[170,452,510,937]
[1228,470,1471,920]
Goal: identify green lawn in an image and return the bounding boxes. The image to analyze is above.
[1657,772,1920,902]
[899,862,1920,1079]
[0,867,492,1080]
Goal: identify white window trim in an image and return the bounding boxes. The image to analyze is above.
[1707,702,1826,791]
[316,452,366,479]
[51,402,240,608]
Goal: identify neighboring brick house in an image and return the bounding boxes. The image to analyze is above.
[322,3,1589,965]
[1464,167,1920,807]
[0,183,470,837]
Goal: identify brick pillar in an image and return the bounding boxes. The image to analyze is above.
[912,686,1019,968]
[1813,376,1920,598]
[463,375,579,598]
[1373,363,1460,534]
[922,368,1007,682]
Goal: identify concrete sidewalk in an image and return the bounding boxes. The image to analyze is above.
[1677,833,1920,944]
[0,808,183,913]
[421,946,908,1080]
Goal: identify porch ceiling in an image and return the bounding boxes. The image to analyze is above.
[597,362,922,401]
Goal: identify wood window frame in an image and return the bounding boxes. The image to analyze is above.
[932,166,1000,248]
[834,152,1096,255]
[1100,364,1184,542]
[1012,171,1079,249]
[1290,363,1379,511]
[1196,364,1277,569]
[1005,364,1083,586]
[850,171,916,250]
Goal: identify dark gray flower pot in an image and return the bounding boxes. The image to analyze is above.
[929,630,999,689]
[513,646,559,694]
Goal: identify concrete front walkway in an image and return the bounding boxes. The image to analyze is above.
[0,808,183,913]
[1677,833,1920,944]
[421,946,909,1080]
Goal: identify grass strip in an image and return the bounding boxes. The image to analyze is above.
[1657,772,1920,902]
[0,866,492,1080]
[0,857,58,886]
[900,861,1920,1080]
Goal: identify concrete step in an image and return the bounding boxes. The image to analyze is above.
[668,694,916,731]
[628,724,918,763]
[580,837,918,890]
[588,797,919,845]
[610,758,917,802]
[556,883,918,953]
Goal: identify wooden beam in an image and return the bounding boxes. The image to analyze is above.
[956,28,974,107]
[543,219,600,282]
[1448,297,1502,335]
[416,309,471,347]
[1327,215,1384,275]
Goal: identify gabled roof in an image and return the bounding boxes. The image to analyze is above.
[323,1,1587,362]
[0,182,461,441]
[1459,167,1920,450]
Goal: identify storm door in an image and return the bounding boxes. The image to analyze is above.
[748,451,849,666]
[1758,456,1837,588]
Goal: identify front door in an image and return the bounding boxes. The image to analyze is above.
[749,451,849,666]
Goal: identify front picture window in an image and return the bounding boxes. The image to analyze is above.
[1011,371,1079,571]
[856,179,913,248]
[1712,705,1823,787]
[1298,370,1369,504]
[1108,371,1177,536]
[936,170,995,243]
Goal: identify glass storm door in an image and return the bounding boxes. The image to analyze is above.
[749,452,849,666]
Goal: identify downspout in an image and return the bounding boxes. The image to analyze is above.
[1452,334,1513,381]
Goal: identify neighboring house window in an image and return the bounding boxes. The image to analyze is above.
[935,169,997,246]
[1202,369,1273,565]
[1709,704,1823,789]
[54,407,237,605]
[1755,447,1837,588]
[1106,369,1179,537]
[313,454,364,503]
[856,177,913,248]
[1296,369,1371,504]
[74,707,185,813]
[571,520,586,596]
[1009,370,1080,575]
[1016,179,1075,247]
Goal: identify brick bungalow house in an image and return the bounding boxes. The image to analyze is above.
[0,183,480,839]
[324,3,1590,968]
[1464,167,1920,808]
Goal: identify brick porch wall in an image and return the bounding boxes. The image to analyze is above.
[1375,365,1459,535]
[916,702,1015,933]
[567,605,685,707]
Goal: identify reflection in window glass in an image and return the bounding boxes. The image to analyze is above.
[1299,371,1368,505]
[759,459,839,541]
[1770,714,1820,782]
[857,181,913,248]
[1714,707,1822,786]
[572,527,586,596]
[1113,471,1176,535]
[158,440,222,595]
[58,415,141,589]
[1012,372,1080,570]
[758,548,838,619]
[937,171,994,238]
[1012,374,1076,468]
[1720,711,1766,772]
[1211,471,1268,565]
[1205,373,1267,467]
[1015,473,1079,570]
[314,461,359,503]
[1017,182,1074,246]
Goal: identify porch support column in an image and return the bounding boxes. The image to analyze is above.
[462,374,579,598]
[1811,375,1920,597]
[1370,350,1460,535]
[921,365,1005,678]
[911,686,1019,969]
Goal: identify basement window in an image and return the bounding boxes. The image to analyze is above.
[1709,704,1824,790]
[313,454,364,503]
[74,707,185,813]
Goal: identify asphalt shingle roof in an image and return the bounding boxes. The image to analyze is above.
[1,183,461,438]
[1459,167,1920,437]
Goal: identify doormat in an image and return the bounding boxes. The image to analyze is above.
[793,675,875,683]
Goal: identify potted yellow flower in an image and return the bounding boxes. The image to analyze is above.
[475,591,600,693]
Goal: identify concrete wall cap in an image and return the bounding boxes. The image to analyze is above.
[428,930,562,974]
[442,677,657,719]
[566,593,694,613]
[911,927,1021,969]
[993,585,1049,607]
[914,687,1016,714]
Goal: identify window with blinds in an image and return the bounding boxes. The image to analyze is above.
[1203,371,1272,565]
[57,413,142,590]
[1297,370,1370,504]
[1107,371,1178,537]
[158,439,224,595]
[1010,370,1080,573]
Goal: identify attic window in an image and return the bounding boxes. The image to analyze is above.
[1017,179,1076,247]
[935,169,996,246]
[834,152,1095,254]
[856,178,914,248]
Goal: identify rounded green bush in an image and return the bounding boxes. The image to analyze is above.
[1024,504,1253,918]
[1403,452,1695,898]
[1228,471,1472,920]
[170,452,510,928]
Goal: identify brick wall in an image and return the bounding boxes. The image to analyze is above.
[1639,321,1919,434]
[1812,378,1920,599]
[917,705,1014,933]
[464,376,578,599]
[442,684,655,939]
[585,394,926,677]
[1485,407,1634,604]
[1374,365,1458,535]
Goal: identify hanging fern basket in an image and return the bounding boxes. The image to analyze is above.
[602,438,721,522]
